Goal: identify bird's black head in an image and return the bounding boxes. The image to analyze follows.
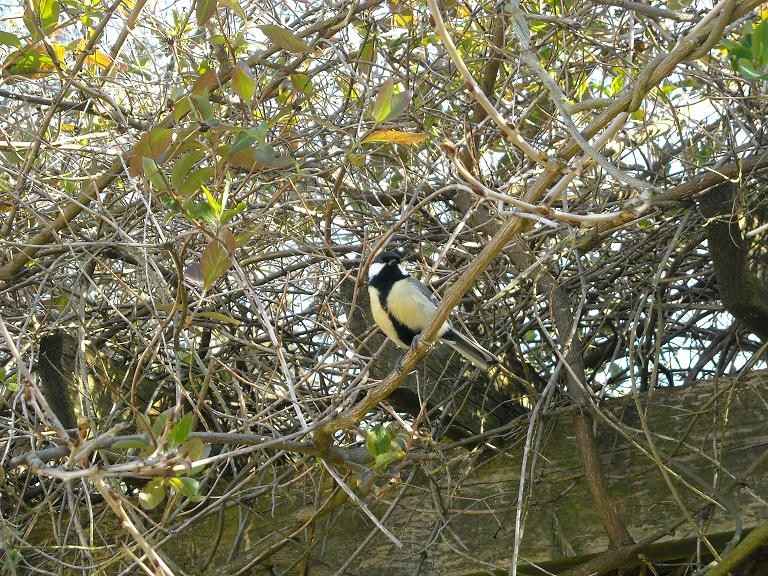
[368,250,407,282]
[374,251,402,266]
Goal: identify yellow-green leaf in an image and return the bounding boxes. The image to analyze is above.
[197,311,242,325]
[139,478,166,510]
[202,184,221,215]
[2,44,65,79]
[200,239,231,289]
[290,73,314,96]
[259,24,310,53]
[232,62,256,103]
[371,77,394,123]
[0,31,21,49]
[218,0,246,20]
[358,38,376,76]
[23,0,60,38]
[362,130,428,145]
[365,424,391,457]
[168,477,202,500]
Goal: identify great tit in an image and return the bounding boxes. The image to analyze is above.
[367,250,498,369]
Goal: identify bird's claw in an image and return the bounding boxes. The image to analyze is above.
[410,334,420,350]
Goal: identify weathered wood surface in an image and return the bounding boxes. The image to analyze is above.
[20,373,768,575]
[188,374,768,575]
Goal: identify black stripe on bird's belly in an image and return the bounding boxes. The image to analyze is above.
[387,308,419,348]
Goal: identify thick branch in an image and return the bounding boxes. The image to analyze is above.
[700,182,768,338]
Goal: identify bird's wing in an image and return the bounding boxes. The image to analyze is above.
[405,276,440,306]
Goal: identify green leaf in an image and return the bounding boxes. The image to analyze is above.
[253,145,276,164]
[171,150,206,191]
[364,424,391,457]
[168,413,195,449]
[290,73,314,96]
[178,166,214,198]
[221,201,246,224]
[23,0,60,38]
[737,57,762,79]
[174,96,193,123]
[113,437,151,450]
[752,19,768,69]
[38,0,60,34]
[186,200,217,225]
[388,90,412,121]
[191,93,214,121]
[371,78,394,123]
[0,31,21,48]
[200,239,231,288]
[152,408,174,438]
[358,38,376,76]
[196,0,217,26]
[139,477,166,510]
[258,24,310,53]
[232,62,256,103]
[168,476,203,501]
[719,38,752,60]
[230,129,259,156]
[141,157,171,193]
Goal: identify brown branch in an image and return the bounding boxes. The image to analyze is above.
[549,283,635,548]
[656,151,768,204]
[0,88,147,130]
[700,182,768,338]
[595,0,698,21]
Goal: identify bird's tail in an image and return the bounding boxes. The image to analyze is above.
[442,326,498,370]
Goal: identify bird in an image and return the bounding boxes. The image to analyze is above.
[367,250,498,369]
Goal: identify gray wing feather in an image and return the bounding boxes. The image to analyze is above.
[404,276,439,306]
[443,326,498,370]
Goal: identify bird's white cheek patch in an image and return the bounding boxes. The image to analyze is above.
[368,262,385,280]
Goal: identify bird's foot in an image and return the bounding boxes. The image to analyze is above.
[395,335,425,372]
[410,334,421,350]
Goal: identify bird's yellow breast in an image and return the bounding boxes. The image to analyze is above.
[386,280,439,332]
